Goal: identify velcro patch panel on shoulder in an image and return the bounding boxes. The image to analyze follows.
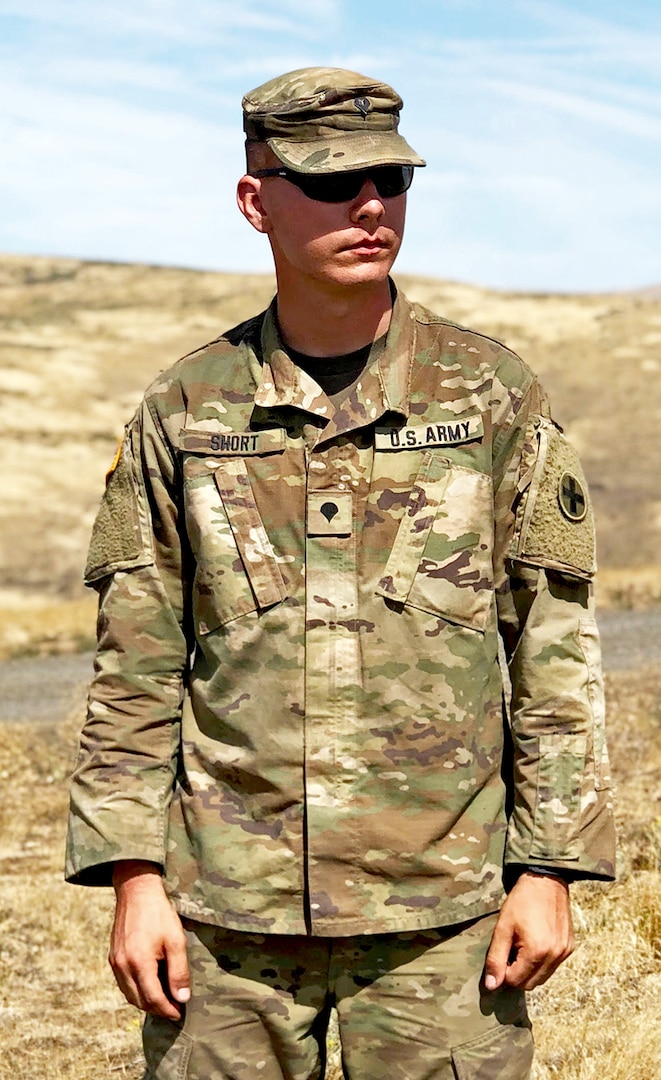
[375,414,483,451]
[84,425,154,585]
[179,428,285,455]
[509,417,596,580]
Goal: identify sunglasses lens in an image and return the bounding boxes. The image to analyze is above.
[377,165,414,197]
[292,166,413,202]
[292,173,362,202]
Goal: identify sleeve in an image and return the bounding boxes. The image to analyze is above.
[65,396,190,886]
[493,375,616,882]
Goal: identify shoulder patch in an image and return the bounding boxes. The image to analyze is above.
[558,471,587,522]
[509,417,596,580]
[105,438,123,482]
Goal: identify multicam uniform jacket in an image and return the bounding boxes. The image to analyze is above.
[66,287,616,936]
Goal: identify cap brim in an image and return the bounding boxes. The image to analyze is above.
[267,131,425,173]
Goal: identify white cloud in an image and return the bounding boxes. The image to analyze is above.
[480,78,661,140]
[0,0,339,44]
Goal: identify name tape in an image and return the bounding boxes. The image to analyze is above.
[179,428,285,456]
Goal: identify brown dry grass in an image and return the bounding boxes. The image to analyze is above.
[0,714,143,1078]
[597,566,661,612]
[0,594,97,660]
[1,667,659,1078]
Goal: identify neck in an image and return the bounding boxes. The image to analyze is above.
[274,274,393,357]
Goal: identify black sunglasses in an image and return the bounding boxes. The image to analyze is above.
[251,164,414,203]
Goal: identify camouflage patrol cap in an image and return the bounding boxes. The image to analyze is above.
[242,66,425,174]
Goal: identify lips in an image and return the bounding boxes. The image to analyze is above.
[345,236,389,253]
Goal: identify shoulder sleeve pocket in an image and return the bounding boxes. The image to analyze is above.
[84,425,155,586]
[509,416,596,581]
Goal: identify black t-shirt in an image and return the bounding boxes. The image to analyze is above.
[287,336,386,407]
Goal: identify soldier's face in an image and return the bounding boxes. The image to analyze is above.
[238,163,406,291]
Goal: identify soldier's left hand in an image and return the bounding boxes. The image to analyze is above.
[483,872,574,991]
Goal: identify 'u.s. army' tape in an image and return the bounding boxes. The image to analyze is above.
[375,415,483,451]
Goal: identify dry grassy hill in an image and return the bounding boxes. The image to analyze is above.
[1,254,660,653]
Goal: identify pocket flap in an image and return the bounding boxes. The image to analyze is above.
[376,455,494,631]
[376,452,449,603]
[213,459,288,613]
[143,1015,193,1078]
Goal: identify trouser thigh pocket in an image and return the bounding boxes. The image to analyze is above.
[451,1021,534,1079]
[143,1015,193,1080]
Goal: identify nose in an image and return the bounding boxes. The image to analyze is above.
[349,179,385,223]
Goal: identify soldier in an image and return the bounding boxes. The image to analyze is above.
[66,67,615,1079]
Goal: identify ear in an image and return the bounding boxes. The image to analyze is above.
[237,175,271,234]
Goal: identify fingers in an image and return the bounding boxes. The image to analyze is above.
[505,920,575,990]
[484,929,569,993]
[483,916,513,991]
[110,922,187,1019]
[505,883,574,991]
[110,945,180,1019]
[505,937,573,989]
[164,925,191,1006]
[484,873,575,992]
[109,865,190,1019]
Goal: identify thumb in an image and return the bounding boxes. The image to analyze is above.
[164,929,191,1004]
[483,915,513,991]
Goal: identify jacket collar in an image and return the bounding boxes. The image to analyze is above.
[253,282,416,439]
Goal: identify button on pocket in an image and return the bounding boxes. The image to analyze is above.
[376,454,494,631]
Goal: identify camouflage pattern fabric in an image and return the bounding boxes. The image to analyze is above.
[66,286,616,936]
[242,67,426,173]
[143,912,533,1080]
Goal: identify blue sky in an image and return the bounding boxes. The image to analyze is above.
[1,0,659,291]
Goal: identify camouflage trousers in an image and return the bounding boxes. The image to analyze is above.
[143,912,533,1080]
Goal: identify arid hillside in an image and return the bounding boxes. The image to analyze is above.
[1,254,660,628]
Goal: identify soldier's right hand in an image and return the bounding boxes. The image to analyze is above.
[110,860,191,1020]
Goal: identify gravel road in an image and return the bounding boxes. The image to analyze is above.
[0,651,94,724]
[0,610,658,724]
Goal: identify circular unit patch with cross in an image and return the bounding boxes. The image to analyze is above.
[558,471,587,522]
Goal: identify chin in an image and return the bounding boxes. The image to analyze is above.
[328,257,395,288]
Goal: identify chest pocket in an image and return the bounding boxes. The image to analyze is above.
[375,452,494,631]
[184,455,288,635]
